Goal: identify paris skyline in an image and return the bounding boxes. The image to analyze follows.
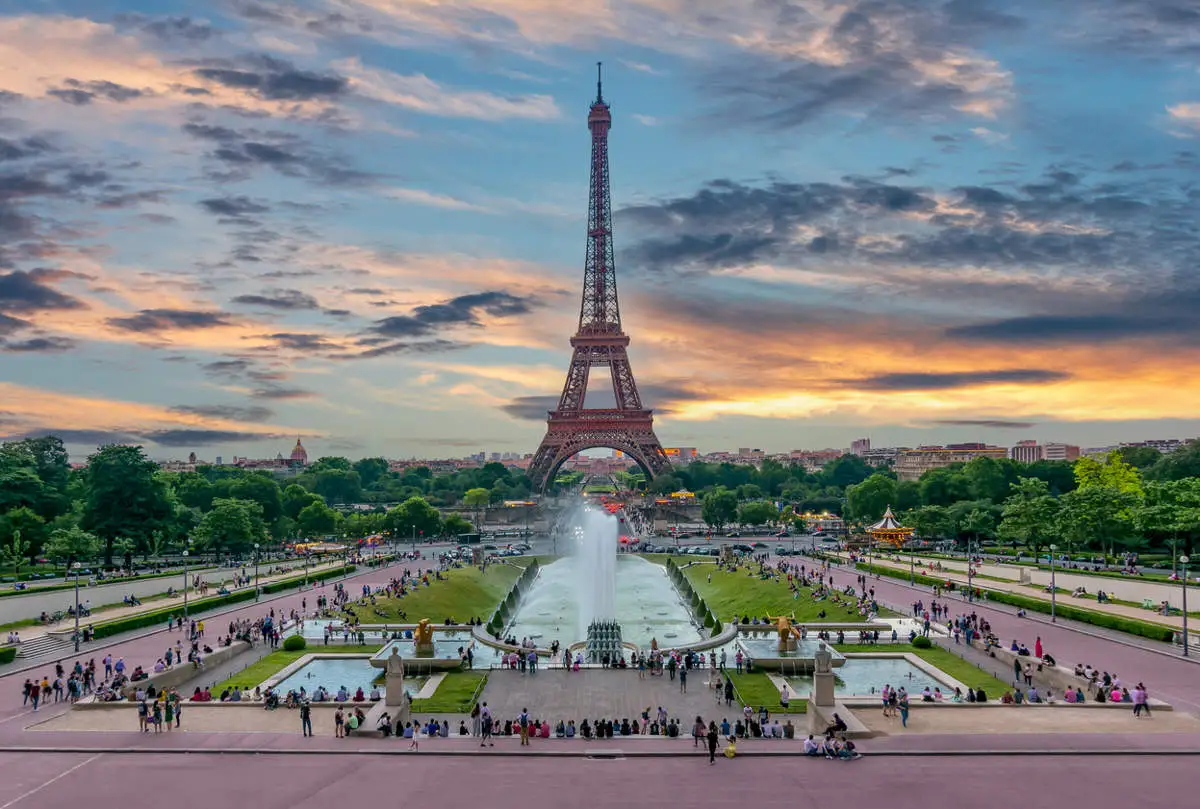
[3,1,1200,461]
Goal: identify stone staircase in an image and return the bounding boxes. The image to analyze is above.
[16,633,72,660]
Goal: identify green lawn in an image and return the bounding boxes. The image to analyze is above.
[674,560,895,622]
[726,671,807,714]
[213,644,382,693]
[410,671,487,714]
[346,563,525,624]
[833,644,1009,694]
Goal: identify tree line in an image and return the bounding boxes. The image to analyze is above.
[0,438,529,569]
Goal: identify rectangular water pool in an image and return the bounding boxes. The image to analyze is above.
[271,657,379,695]
[784,656,949,697]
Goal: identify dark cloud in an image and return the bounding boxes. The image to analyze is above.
[0,336,76,353]
[251,385,316,400]
[500,394,557,421]
[932,419,1037,429]
[265,332,336,350]
[1,428,139,446]
[852,369,1070,391]
[47,79,147,106]
[170,404,275,422]
[370,291,539,339]
[115,14,217,42]
[946,313,1192,344]
[108,309,231,332]
[0,312,30,335]
[199,196,270,218]
[0,136,56,162]
[231,289,319,310]
[201,359,253,378]
[0,270,86,313]
[181,120,371,185]
[96,189,167,209]
[703,0,1016,131]
[192,55,348,101]
[137,429,288,447]
[333,338,465,360]
[1080,1,1200,57]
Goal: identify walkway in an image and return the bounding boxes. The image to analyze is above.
[837,551,1194,631]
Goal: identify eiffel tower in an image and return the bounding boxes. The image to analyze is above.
[527,65,670,491]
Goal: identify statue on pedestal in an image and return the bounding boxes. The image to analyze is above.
[414,618,434,655]
[384,648,408,711]
[814,642,832,674]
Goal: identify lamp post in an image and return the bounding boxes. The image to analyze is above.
[967,539,974,603]
[72,561,82,653]
[253,543,260,602]
[304,550,310,589]
[182,549,189,622]
[411,525,416,555]
[1181,555,1190,658]
[909,541,915,586]
[1049,544,1057,623]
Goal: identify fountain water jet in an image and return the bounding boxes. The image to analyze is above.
[567,506,618,638]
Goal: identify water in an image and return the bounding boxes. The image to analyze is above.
[375,636,472,660]
[569,508,617,635]
[506,555,701,650]
[271,657,379,694]
[785,657,948,696]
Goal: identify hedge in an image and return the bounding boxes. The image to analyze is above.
[486,560,540,634]
[283,634,307,652]
[0,646,15,664]
[90,564,354,640]
[855,562,1176,643]
[665,558,721,638]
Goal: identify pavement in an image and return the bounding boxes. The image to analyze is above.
[0,751,1195,809]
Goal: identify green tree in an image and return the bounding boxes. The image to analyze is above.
[0,459,44,513]
[846,473,897,522]
[820,454,873,489]
[1118,445,1163,470]
[737,500,777,527]
[1,436,70,518]
[997,477,1060,557]
[42,526,100,568]
[1057,485,1138,559]
[297,501,342,537]
[194,498,267,556]
[963,456,1014,503]
[0,506,46,558]
[906,504,951,541]
[1146,440,1200,481]
[1074,451,1143,497]
[385,496,442,541]
[81,444,173,565]
[353,457,389,489]
[441,513,474,537]
[308,456,352,473]
[701,488,738,530]
[648,474,682,495]
[307,469,362,504]
[228,474,284,525]
[175,474,216,510]
[960,508,996,548]
[283,484,324,522]
[463,487,490,529]
[1,530,31,576]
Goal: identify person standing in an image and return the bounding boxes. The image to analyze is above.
[706,720,719,765]
[300,700,312,736]
[470,703,481,738]
[518,707,530,745]
[334,706,345,738]
[679,665,688,693]
[898,689,910,728]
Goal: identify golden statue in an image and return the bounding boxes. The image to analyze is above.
[650,638,658,652]
[414,618,434,652]
[769,615,798,652]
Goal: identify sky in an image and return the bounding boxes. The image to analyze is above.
[2,1,1200,462]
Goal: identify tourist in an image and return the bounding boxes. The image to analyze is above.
[518,707,530,745]
[707,720,719,764]
[898,691,910,727]
[369,686,381,702]
[300,700,312,737]
[693,715,705,747]
[679,665,688,692]
[1133,683,1151,717]
[803,734,821,756]
[334,706,345,738]
[780,683,790,709]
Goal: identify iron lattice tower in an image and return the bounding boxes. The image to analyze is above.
[528,64,671,491]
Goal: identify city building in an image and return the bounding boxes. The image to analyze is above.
[1043,442,1081,462]
[789,449,843,473]
[290,438,308,467]
[664,447,699,463]
[894,444,1008,481]
[860,447,903,467]
[1010,440,1043,464]
[850,438,871,456]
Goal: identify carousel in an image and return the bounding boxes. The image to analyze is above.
[867,506,914,548]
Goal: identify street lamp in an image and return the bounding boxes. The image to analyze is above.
[967,539,974,603]
[254,543,260,602]
[304,550,310,589]
[909,540,915,586]
[1180,552,1190,657]
[72,561,82,653]
[1049,544,1057,623]
[182,549,190,623]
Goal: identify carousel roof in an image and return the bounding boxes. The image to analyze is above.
[868,506,909,532]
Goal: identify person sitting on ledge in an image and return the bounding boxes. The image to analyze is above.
[921,687,934,702]
[974,688,988,703]
[369,686,381,702]
[539,720,550,739]
[580,719,592,739]
[353,687,365,702]
[566,720,576,738]
[335,686,349,702]
[555,720,566,738]
[191,688,203,701]
[825,714,848,736]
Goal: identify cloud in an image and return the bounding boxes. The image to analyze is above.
[0,313,30,335]
[170,404,275,422]
[264,332,337,350]
[136,428,290,447]
[1,336,77,353]
[370,290,539,339]
[631,114,659,126]
[108,309,232,332]
[46,78,148,106]
[383,187,490,212]
[231,289,320,310]
[192,54,349,101]
[335,58,560,121]
[113,14,218,43]
[199,196,271,218]
[0,270,87,313]
[500,394,558,421]
[852,369,1070,391]
[181,120,371,185]
[931,419,1037,429]
[0,135,57,162]
[1167,102,1200,137]
[251,385,316,400]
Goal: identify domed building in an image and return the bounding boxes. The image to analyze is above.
[289,438,309,468]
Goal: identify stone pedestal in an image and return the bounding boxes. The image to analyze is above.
[811,641,835,708]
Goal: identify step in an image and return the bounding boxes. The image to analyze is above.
[16,634,71,660]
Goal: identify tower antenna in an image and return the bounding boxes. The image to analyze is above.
[596,61,603,103]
